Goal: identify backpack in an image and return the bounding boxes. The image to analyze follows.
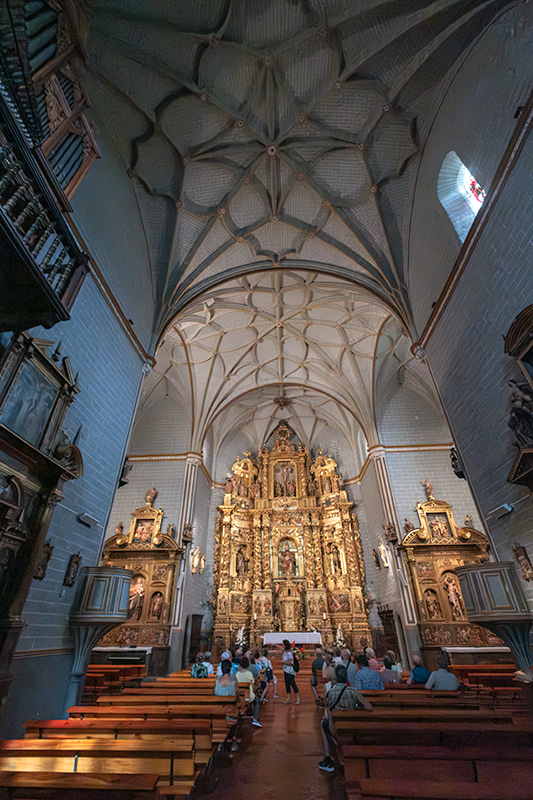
[292,652,300,673]
[191,663,208,678]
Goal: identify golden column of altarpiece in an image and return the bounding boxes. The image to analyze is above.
[213,422,370,648]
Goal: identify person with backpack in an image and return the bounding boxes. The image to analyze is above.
[282,639,300,704]
[257,647,279,702]
[190,653,209,678]
[318,664,372,773]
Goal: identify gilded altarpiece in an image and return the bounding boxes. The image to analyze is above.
[213,423,370,648]
[99,490,182,648]
[400,495,501,653]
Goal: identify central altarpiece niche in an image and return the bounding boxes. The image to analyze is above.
[213,422,370,648]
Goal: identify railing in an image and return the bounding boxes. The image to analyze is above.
[0,100,88,330]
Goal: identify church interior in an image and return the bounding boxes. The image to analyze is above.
[0,1,533,798]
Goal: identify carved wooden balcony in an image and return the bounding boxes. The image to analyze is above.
[0,102,88,332]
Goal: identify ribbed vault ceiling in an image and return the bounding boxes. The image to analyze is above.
[139,271,434,452]
[83,0,514,337]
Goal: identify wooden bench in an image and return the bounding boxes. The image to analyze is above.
[0,771,160,799]
[333,708,513,723]
[96,694,229,706]
[339,743,533,784]
[346,778,533,799]
[121,687,216,697]
[333,719,533,748]
[0,739,194,785]
[23,719,213,763]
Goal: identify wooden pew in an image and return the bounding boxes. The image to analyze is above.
[340,743,533,784]
[121,687,216,697]
[0,739,194,786]
[347,778,533,799]
[23,719,213,764]
[0,771,160,799]
[333,719,533,748]
[96,694,230,706]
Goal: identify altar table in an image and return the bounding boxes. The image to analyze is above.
[262,632,322,646]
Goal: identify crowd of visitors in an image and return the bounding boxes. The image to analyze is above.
[190,641,460,769]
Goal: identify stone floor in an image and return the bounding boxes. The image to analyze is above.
[211,679,347,800]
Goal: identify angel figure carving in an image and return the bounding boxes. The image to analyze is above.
[145,486,158,506]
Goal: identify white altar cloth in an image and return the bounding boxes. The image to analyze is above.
[263,631,322,646]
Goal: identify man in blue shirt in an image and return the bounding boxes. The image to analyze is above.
[353,654,385,690]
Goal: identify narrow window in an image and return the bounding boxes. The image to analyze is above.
[437,151,486,242]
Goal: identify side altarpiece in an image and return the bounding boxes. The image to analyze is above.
[213,422,370,648]
[100,489,182,649]
[400,492,501,655]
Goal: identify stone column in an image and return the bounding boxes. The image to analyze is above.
[368,447,419,659]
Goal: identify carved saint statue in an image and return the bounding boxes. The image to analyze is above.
[444,576,464,619]
[150,592,163,619]
[145,486,158,506]
[225,476,233,493]
[236,547,248,578]
[507,379,533,447]
[280,543,296,577]
[383,521,397,543]
[378,541,389,568]
[424,589,441,619]
[128,579,145,621]
[430,516,447,537]
[404,518,415,534]
[199,553,206,574]
[191,546,200,574]
[421,478,434,501]
[329,543,342,575]
[323,475,332,494]
[115,521,124,537]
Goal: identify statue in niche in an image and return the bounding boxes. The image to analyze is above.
[150,591,163,619]
[145,486,158,506]
[251,480,261,498]
[378,542,390,568]
[323,475,332,494]
[128,577,145,621]
[332,473,340,492]
[424,589,441,619]
[218,594,227,614]
[507,379,533,447]
[404,518,415,534]
[236,547,248,578]
[308,597,317,615]
[444,575,464,619]
[430,516,447,538]
[464,514,473,528]
[192,546,200,573]
[238,481,247,498]
[329,543,342,575]
[383,521,397,543]
[280,542,297,577]
[421,478,434,501]
[307,478,318,496]
[254,596,261,616]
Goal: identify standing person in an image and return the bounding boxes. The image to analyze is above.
[318,664,373,773]
[311,646,325,702]
[425,654,460,690]
[282,639,300,704]
[235,656,262,727]
[407,652,431,685]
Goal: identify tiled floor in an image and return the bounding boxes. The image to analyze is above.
[210,681,348,800]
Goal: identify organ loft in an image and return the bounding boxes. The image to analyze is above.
[213,422,370,648]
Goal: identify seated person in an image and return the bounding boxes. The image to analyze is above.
[353,654,385,690]
[214,659,239,752]
[386,649,403,676]
[202,650,214,675]
[319,664,372,773]
[407,652,431,685]
[322,650,336,694]
[425,654,460,690]
[311,646,325,702]
[235,656,262,728]
[217,650,237,676]
[232,647,243,666]
[340,647,358,686]
[215,659,236,695]
[365,647,380,671]
[190,653,208,678]
[380,655,400,684]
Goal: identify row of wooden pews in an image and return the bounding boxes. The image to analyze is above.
[0,670,237,799]
[82,663,147,701]
[335,682,533,800]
